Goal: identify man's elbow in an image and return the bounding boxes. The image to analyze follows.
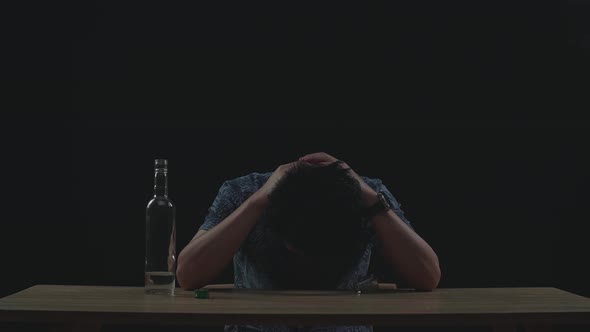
[177,267,207,291]
[176,256,205,291]
[416,263,441,291]
[176,261,192,290]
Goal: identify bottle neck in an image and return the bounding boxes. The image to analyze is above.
[153,170,168,197]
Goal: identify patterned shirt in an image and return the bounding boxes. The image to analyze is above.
[200,172,412,332]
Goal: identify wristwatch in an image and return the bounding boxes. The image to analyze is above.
[363,191,391,219]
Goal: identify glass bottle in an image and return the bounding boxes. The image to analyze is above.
[145,159,176,295]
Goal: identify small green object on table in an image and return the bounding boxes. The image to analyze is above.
[194,288,209,299]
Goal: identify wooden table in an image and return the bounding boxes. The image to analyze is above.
[1,285,589,331]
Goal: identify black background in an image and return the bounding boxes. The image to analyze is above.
[3,0,590,331]
[4,129,590,331]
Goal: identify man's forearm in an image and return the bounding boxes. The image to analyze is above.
[177,193,267,290]
[372,209,441,291]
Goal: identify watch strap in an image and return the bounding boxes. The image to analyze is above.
[363,191,391,219]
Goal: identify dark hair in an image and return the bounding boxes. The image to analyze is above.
[265,160,370,288]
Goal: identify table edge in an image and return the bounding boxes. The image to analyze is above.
[1,310,589,326]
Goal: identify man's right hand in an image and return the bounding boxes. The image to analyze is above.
[251,162,299,207]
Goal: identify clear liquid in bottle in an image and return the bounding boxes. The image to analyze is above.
[145,159,176,295]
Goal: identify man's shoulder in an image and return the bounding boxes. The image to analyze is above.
[360,176,383,191]
[222,172,272,195]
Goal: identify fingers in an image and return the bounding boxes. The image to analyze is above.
[284,161,299,168]
[276,161,299,173]
[299,152,338,164]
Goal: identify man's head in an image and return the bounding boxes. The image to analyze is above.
[265,160,370,287]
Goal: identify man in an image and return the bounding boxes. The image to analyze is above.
[177,152,440,332]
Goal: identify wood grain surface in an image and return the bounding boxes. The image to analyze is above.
[0,285,589,326]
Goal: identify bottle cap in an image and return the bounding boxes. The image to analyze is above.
[155,159,168,167]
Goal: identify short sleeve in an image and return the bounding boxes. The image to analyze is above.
[199,181,241,231]
[199,173,269,232]
[363,177,413,229]
[379,184,413,230]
